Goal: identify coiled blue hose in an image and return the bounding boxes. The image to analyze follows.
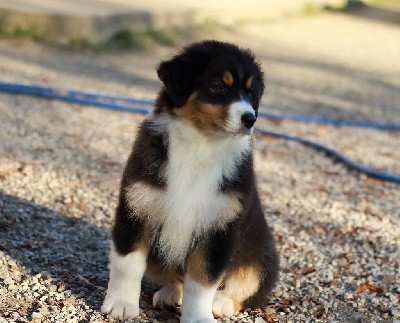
[0,81,399,184]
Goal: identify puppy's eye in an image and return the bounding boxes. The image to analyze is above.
[210,84,228,94]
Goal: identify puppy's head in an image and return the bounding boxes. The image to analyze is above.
[156,40,264,136]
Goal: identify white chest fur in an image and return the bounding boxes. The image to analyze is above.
[159,121,250,264]
[126,119,251,265]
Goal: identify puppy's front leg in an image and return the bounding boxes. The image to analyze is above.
[181,226,236,323]
[101,244,147,320]
[101,196,147,320]
[181,274,218,323]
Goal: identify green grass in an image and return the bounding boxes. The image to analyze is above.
[0,24,178,50]
[300,2,322,15]
[67,28,178,51]
[327,0,400,12]
[326,0,366,12]
[106,28,177,49]
[326,1,365,12]
[368,0,400,10]
[0,24,46,42]
[12,26,45,42]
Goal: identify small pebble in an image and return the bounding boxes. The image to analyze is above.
[49,285,58,292]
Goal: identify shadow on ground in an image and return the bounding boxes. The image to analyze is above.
[0,45,161,90]
[0,192,110,308]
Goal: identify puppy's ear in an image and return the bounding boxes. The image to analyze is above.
[157,57,196,107]
[157,41,224,107]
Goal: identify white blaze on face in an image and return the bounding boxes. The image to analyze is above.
[228,101,255,133]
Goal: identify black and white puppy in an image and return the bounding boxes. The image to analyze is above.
[101,40,279,322]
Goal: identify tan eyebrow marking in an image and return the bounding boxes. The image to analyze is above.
[222,71,234,86]
[245,76,254,89]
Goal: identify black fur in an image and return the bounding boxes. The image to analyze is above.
[112,193,144,256]
[205,221,238,282]
[120,120,168,189]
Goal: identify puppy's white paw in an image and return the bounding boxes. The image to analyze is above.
[180,315,216,323]
[153,285,182,309]
[212,294,235,318]
[101,296,139,320]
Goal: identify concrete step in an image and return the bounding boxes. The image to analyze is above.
[0,0,345,44]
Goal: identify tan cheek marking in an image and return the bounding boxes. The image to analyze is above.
[174,93,228,131]
[245,76,253,90]
[223,71,234,86]
[222,266,261,302]
[200,103,230,129]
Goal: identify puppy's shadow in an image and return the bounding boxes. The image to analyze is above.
[0,192,156,310]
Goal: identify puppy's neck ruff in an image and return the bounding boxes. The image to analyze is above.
[150,115,251,265]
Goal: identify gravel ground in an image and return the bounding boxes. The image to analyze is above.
[1,12,400,322]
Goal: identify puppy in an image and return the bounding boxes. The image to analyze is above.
[101,40,279,322]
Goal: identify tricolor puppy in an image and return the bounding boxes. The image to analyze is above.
[101,40,279,322]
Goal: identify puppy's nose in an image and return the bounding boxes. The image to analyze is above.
[241,112,257,129]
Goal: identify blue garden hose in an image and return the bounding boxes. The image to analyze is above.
[257,111,400,131]
[0,81,399,185]
[256,129,400,184]
[0,82,150,115]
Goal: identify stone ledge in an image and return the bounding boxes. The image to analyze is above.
[0,0,346,44]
